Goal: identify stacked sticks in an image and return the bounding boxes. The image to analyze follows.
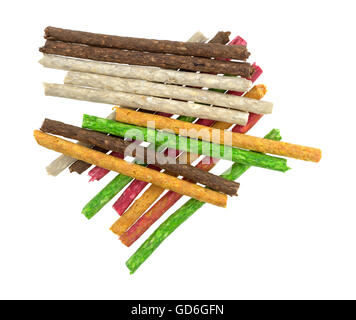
[36,27,321,273]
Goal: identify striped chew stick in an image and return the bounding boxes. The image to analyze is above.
[125,128,282,274]
[118,84,266,245]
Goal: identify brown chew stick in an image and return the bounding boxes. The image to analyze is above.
[33,130,227,207]
[44,27,248,60]
[40,119,240,196]
[209,31,231,44]
[39,41,254,78]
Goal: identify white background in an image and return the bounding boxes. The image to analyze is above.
[0,0,355,300]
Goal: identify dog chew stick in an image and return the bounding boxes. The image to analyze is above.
[33,131,227,208]
[40,55,252,92]
[125,129,282,273]
[118,39,263,244]
[118,85,266,244]
[40,40,254,78]
[40,119,240,196]
[80,32,212,217]
[69,145,107,174]
[110,32,231,215]
[65,72,270,114]
[44,27,249,60]
[45,111,116,175]
[82,115,290,172]
[115,107,321,162]
[43,83,249,125]
[85,32,208,182]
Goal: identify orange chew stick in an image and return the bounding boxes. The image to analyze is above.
[115,108,321,162]
[33,131,227,207]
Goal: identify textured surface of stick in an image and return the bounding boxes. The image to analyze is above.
[80,32,210,216]
[40,119,239,195]
[88,151,123,182]
[209,31,231,44]
[44,83,248,125]
[45,111,116,176]
[65,72,270,114]
[44,27,249,60]
[83,174,134,219]
[40,55,252,92]
[115,107,320,162]
[82,115,290,172]
[34,131,227,208]
[68,145,107,174]
[116,37,260,223]
[119,85,266,245]
[40,40,254,77]
[125,129,282,273]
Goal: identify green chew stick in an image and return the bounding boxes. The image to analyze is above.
[82,115,290,172]
[82,173,134,219]
[81,114,199,219]
[126,129,282,274]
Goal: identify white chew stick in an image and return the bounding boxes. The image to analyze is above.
[45,31,206,176]
[39,55,252,92]
[64,71,272,114]
[43,83,249,125]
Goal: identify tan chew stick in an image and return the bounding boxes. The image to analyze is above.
[64,72,271,114]
[43,83,249,125]
[39,55,252,92]
[33,131,227,207]
[115,107,321,162]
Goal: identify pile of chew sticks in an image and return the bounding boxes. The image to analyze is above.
[36,27,321,274]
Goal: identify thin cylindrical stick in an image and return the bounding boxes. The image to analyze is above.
[34,131,227,208]
[65,72,271,114]
[40,55,252,92]
[40,119,240,195]
[110,33,233,215]
[45,111,116,175]
[115,107,321,162]
[88,151,123,182]
[125,129,282,273]
[44,83,249,125]
[40,40,254,78]
[80,32,213,217]
[44,27,249,60]
[116,85,266,243]
[82,115,290,172]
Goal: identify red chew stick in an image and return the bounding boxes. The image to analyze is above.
[120,36,264,247]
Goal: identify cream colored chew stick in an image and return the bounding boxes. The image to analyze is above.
[34,131,227,207]
[39,55,251,92]
[64,72,271,114]
[43,83,249,125]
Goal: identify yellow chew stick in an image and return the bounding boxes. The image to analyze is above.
[115,108,321,163]
[33,131,227,207]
